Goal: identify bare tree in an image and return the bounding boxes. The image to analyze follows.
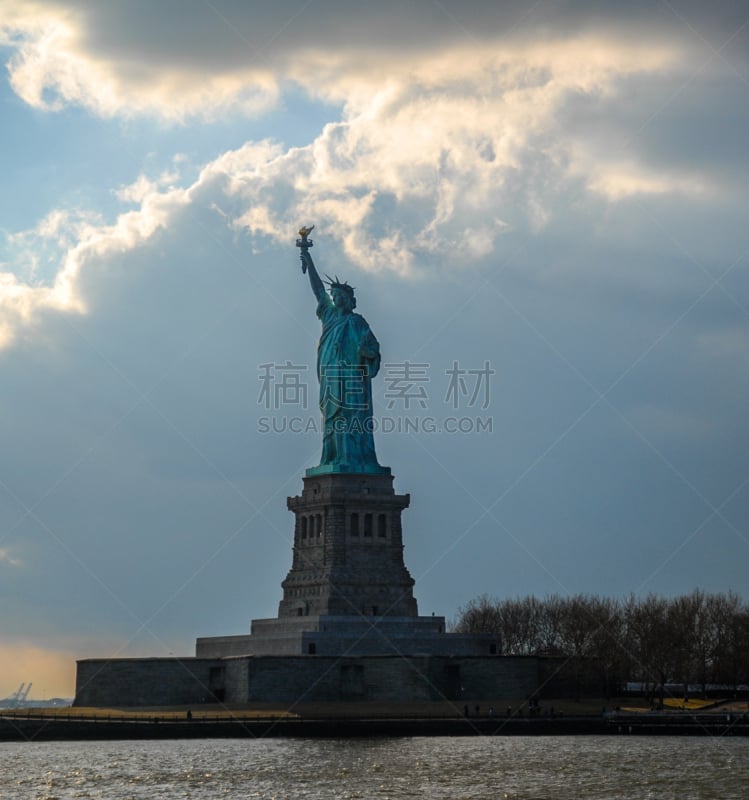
[453,590,749,696]
[452,593,501,635]
[668,590,703,698]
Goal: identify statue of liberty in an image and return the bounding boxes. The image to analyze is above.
[297,227,388,475]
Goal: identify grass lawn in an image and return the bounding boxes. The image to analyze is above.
[662,698,716,710]
[2,698,662,719]
[8,697,744,720]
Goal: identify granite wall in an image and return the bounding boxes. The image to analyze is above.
[75,654,542,706]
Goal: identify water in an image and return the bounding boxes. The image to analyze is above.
[1,736,747,799]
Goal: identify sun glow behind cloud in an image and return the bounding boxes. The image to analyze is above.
[4,4,691,322]
[0,1,704,346]
[2,14,712,344]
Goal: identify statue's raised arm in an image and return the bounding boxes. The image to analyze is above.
[303,250,326,304]
[296,225,326,303]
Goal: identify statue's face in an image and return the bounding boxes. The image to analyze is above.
[332,288,354,312]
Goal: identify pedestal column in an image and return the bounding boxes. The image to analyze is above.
[281,473,416,618]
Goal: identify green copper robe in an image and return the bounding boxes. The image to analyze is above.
[313,293,385,473]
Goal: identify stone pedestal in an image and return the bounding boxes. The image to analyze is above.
[78,468,508,705]
[280,472,417,618]
[194,470,501,661]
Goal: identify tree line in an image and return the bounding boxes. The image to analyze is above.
[452,590,749,701]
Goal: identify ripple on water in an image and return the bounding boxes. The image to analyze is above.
[0,736,747,799]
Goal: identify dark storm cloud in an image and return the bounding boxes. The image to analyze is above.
[52,0,749,65]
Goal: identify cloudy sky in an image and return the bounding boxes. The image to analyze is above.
[1,0,748,699]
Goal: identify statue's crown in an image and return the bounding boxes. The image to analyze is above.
[324,274,355,295]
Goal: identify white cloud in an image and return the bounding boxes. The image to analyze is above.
[0,185,189,347]
[218,36,692,273]
[0,1,279,120]
[0,546,21,566]
[581,160,715,200]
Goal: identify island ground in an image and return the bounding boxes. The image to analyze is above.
[2,696,748,741]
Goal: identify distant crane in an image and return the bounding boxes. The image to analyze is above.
[9,682,32,707]
[10,683,25,705]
